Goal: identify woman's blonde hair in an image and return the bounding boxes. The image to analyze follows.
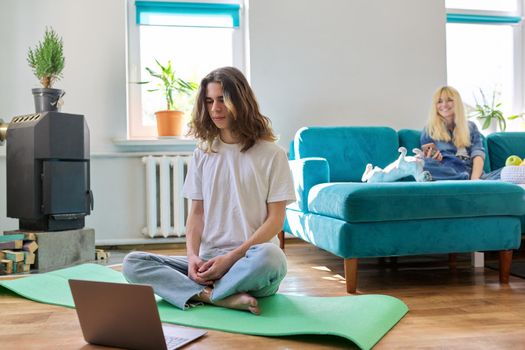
[426,86,471,148]
[187,66,276,152]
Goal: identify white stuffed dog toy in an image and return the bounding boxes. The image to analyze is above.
[361,147,432,183]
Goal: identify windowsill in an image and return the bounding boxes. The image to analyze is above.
[112,137,197,153]
[113,137,196,146]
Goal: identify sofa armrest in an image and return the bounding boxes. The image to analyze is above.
[288,157,330,212]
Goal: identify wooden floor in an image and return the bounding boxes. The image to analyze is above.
[1,239,525,349]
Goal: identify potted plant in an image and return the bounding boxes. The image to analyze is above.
[140,59,197,137]
[27,27,65,113]
[469,89,519,132]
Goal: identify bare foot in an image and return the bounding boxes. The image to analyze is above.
[214,292,260,315]
[191,288,260,315]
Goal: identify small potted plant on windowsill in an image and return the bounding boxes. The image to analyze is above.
[27,27,65,113]
[469,89,519,133]
[140,59,197,137]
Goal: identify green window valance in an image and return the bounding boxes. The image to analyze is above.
[447,14,522,24]
[136,1,240,28]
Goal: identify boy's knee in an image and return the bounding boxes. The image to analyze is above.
[248,243,287,275]
[123,251,148,265]
[122,251,149,280]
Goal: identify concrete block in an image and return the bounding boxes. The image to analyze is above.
[35,228,95,271]
[4,228,95,271]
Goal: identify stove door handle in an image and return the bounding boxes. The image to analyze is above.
[87,190,94,211]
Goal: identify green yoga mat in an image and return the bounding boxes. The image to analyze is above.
[0,263,408,350]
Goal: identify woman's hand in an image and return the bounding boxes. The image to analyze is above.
[197,254,236,281]
[422,143,443,161]
[431,149,443,161]
[188,255,214,286]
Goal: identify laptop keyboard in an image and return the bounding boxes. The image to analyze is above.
[165,336,189,349]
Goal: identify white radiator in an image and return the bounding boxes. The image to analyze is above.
[142,155,192,238]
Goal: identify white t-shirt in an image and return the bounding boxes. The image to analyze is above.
[183,138,296,259]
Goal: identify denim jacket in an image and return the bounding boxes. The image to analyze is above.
[421,121,485,177]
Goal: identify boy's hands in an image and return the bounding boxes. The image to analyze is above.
[188,255,214,286]
[188,254,237,285]
[197,255,236,281]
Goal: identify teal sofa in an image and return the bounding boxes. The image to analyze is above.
[282,126,525,293]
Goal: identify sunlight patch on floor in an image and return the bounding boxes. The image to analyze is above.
[322,274,346,281]
[311,265,331,272]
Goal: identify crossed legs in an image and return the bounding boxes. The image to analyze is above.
[122,243,287,314]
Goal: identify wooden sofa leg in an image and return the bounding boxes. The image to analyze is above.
[448,253,457,270]
[499,250,513,284]
[344,258,358,293]
[278,230,285,250]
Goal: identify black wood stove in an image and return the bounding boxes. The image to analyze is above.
[2,111,93,231]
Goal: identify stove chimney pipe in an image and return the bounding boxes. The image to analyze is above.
[0,119,7,145]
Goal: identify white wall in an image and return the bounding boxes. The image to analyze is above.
[249,0,447,145]
[0,0,128,153]
[0,0,447,244]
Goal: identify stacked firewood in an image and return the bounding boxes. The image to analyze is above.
[0,233,38,274]
[95,248,111,261]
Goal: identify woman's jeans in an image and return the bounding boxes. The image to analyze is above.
[122,243,287,310]
[424,158,502,180]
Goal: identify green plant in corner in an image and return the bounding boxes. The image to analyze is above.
[469,89,519,132]
[140,59,198,111]
[27,27,65,88]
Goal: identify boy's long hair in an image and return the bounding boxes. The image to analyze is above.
[187,66,276,152]
[426,86,471,148]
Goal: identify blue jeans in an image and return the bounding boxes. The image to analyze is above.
[424,158,469,180]
[424,158,502,181]
[480,168,502,180]
[122,243,287,310]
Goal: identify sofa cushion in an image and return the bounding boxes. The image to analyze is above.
[294,126,399,182]
[487,132,525,170]
[397,129,421,156]
[307,181,525,223]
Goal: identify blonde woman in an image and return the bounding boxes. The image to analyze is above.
[123,67,295,315]
[421,86,501,180]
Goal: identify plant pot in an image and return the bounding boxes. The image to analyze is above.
[155,110,185,136]
[32,88,65,113]
[479,119,500,135]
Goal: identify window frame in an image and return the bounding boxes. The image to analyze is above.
[125,0,247,139]
[445,1,524,129]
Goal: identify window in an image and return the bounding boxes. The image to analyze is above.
[126,0,246,139]
[445,0,523,132]
[446,0,518,12]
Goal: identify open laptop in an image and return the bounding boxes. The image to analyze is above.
[68,279,207,350]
